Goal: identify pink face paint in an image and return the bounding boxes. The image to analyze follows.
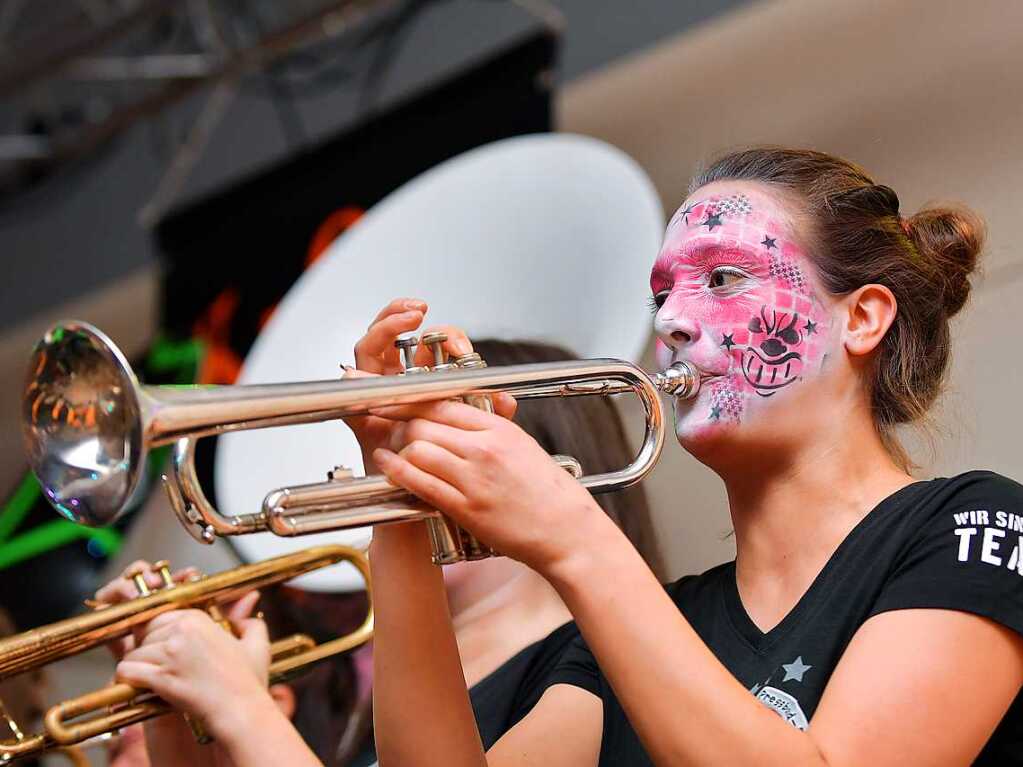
[650,185,830,438]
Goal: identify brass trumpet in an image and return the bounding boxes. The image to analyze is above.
[0,545,372,763]
[23,321,701,565]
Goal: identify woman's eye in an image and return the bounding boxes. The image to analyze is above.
[647,290,671,313]
[708,268,749,291]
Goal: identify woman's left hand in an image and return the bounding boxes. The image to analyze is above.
[371,398,617,575]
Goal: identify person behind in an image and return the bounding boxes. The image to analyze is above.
[104,333,658,766]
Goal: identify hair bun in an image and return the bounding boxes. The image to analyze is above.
[904,205,985,316]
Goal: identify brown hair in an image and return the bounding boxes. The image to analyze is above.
[473,339,664,576]
[692,147,985,469]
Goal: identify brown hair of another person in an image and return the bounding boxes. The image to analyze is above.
[693,147,985,470]
[473,339,663,575]
[260,338,662,766]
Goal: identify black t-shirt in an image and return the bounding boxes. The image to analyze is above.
[472,620,580,748]
[352,621,579,766]
[548,471,1023,765]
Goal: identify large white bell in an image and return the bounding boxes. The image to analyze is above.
[216,133,663,591]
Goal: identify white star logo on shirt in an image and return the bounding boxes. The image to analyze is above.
[781,656,812,683]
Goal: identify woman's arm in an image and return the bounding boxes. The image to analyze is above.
[346,296,493,766]
[370,523,486,767]
[95,561,211,767]
[812,608,1023,764]
[487,684,602,765]
[375,403,1023,766]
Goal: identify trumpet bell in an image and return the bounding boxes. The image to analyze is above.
[22,321,144,527]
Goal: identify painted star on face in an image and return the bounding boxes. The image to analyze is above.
[709,406,722,421]
[803,318,817,335]
[703,212,723,230]
[781,656,812,683]
[721,333,736,350]
[677,203,697,225]
[761,236,777,249]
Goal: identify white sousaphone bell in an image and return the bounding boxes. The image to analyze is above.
[215,133,667,592]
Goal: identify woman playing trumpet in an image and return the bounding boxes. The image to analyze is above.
[118,147,1023,765]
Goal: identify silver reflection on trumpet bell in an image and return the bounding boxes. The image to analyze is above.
[22,321,143,527]
[22,320,701,564]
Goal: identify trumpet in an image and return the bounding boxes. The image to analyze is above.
[23,321,701,565]
[0,545,372,763]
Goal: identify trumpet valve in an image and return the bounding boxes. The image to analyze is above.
[420,331,455,370]
[153,560,175,589]
[327,465,354,481]
[124,566,151,597]
[394,336,427,374]
[454,352,485,369]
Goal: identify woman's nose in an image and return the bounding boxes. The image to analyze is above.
[654,308,700,350]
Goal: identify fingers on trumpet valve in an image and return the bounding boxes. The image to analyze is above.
[90,559,200,659]
[411,325,474,369]
[355,298,429,373]
[94,560,199,604]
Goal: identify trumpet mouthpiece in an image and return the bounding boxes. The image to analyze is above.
[654,361,701,400]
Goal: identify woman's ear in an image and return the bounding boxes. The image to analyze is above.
[841,284,897,356]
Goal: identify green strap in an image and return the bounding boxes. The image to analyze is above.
[0,473,123,570]
[0,520,121,570]
[146,335,203,384]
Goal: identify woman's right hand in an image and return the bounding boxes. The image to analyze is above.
[345,297,475,471]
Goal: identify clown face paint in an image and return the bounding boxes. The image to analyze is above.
[651,184,830,439]
[743,306,807,396]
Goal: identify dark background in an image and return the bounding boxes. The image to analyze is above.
[0,0,749,330]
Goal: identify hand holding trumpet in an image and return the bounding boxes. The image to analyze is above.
[90,560,322,767]
[351,298,608,573]
[343,297,517,470]
[97,562,271,746]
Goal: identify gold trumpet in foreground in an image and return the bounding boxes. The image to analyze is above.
[0,545,372,763]
[23,321,701,565]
